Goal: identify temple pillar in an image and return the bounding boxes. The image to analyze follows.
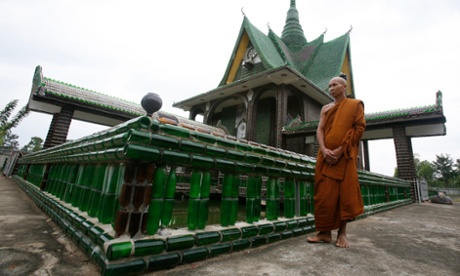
[275,86,288,148]
[43,106,74,149]
[362,140,370,171]
[393,126,417,201]
[246,90,256,141]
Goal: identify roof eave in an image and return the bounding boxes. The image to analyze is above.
[173,66,333,111]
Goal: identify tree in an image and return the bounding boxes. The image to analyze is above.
[21,136,44,152]
[454,159,460,187]
[432,154,456,187]
[2,131,20,149]
[418,160,435,183]
[0,99,30,146]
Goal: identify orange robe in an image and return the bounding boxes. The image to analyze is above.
[313,98,366,231]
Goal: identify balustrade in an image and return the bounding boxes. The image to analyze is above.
[13,114,412,275]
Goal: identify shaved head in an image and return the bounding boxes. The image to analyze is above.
[328,76,347,101]
[329,77,347,85]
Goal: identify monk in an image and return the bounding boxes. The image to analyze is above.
[307,76,366,248]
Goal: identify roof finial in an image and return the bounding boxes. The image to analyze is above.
[241,7,246,17]
[348,25,353,33]
[322,28,327,35]
[141,93,162,116]
[282,0,307,49]
[267,22,271,30]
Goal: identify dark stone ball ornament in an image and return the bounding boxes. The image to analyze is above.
[141,93,162,116]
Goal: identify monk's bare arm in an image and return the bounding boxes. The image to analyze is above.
[317,104,337,164]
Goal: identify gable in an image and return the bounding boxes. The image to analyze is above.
[304,33,350,92]
[219,17,284,86]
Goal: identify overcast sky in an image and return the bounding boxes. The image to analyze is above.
[1,0,459,176]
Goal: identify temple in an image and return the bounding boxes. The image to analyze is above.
[9,1,446,274]
[28,1,445,197]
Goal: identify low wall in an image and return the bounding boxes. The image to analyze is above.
[13,115,412,275]
[428,187,460,196]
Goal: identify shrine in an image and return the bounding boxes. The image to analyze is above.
[9,1,446,274]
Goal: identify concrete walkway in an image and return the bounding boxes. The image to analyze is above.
[1,175,459,276]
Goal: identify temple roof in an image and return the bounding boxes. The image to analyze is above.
[174,1,353,111]
[27,65,226,133]
[283,91,447,139]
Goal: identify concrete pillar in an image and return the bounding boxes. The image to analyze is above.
[43,106,74,149]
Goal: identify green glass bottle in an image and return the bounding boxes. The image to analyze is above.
[266,177,279,220]
[200,171,211,199]
[146,198,163,235]
[229,198,239,226]
[284,198,295,218]
[165,168,177,199]
[187,198,200,230]
[98,163,123,224]
[189,170,202,199]
[197,198,209,230]
[161,198,174,227]
[79,164,96,212]
[222,173,234,198]
[88,164,106,218]
[70,165,85,207]
[246,198,256,223]
[151,165,167,199]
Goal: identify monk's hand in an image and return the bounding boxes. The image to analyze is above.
[322,148,338,165]
[332,146,343,161]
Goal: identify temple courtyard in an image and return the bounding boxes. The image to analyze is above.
[1,175,459,276]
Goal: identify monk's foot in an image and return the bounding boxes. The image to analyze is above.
[307,232,332,243]
[335,233,349,248]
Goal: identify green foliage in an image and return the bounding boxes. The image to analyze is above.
[0,99,30,147]
[418,160,434,183]
[2,131,19,149]
[432,153,456,187]
[401,153,459,188]
[21,136,44,152]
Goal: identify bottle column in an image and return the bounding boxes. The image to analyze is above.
[187,169,202,230]
[112,161,134,236]
[245,175,262,223]
[266,177,279,221]
[161,168,177,228]
[220,173,239,227]
[87,163,107,218]
[130,162,154,237]
[284,178,295,218]
[99,163,124,224]
[197,171,211,229]
[146,165,167,235]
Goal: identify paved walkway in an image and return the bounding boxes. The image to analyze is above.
[1,175,459,276]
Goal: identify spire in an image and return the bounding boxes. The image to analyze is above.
[281,0,307,50]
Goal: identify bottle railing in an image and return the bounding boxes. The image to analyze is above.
[358,170,413,215]
[17,115,319,236]
[14,115,412,274]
